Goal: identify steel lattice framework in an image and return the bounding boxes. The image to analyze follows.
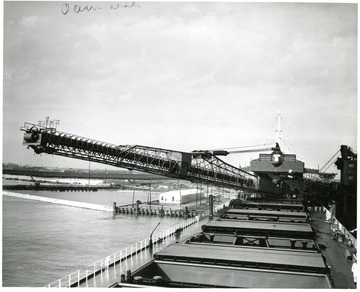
[21,123,258,190]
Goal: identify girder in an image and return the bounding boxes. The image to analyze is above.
[20,123,258,191]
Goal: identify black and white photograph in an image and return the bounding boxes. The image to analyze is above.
[2,1,357,288]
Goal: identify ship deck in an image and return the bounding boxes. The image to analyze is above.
[77,209,356,288]
[225,208,308,218]
[154,243,328,271]
[202,218,315,238]
[77,218,206,288]
[237,201,304,210]
[309,210,356,288]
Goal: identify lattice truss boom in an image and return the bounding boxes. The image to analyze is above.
[21,124,258,190]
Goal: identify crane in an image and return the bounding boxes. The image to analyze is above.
[21,121,269,192]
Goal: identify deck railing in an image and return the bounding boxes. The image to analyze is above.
[45,213,207,288]
[323,207,357,248]
[310,205,357,248]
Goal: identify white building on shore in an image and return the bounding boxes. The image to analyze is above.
[159,188,204,205]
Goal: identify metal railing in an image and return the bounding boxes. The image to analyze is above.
[45,213,208,288]
[310,205,357,248]
[323,207,357,248]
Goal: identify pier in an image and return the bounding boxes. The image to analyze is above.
[114,203,199,218]
[115,206,198,218]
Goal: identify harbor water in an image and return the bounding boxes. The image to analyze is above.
[2,190,185,287]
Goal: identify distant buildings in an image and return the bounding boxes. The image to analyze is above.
[159,189,205,205]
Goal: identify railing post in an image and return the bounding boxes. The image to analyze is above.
[59,278,61,287]
[78,270,80,287]
[68,274,71,287]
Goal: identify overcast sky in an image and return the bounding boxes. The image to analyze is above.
[3,1,357,173]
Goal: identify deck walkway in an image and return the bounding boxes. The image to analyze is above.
[309,210,356,288]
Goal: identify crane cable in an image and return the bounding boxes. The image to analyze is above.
[264,117,278,146]
[210,143,274,152]
[320,150,340,173]
[264,115,295,153]
[226,147,273,154]
[320,150,340,172]
[280,117,294,152]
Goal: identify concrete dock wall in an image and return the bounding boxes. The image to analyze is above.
[3,191,114,212]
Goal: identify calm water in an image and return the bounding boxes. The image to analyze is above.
[12,189,159,206]
[2,190,184,287]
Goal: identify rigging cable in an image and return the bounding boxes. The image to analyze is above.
[320,150,340,173]
[210,143,274,151]
[264,116,278,146]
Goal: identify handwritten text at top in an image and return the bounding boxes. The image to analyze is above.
[61,2,140,15]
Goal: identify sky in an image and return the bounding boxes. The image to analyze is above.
[3,1,357,174]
